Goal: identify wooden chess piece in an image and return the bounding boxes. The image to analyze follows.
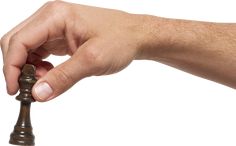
[9,64,37,146]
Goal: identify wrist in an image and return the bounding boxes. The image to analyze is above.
[135,15,204,61]
[134,15,172,60]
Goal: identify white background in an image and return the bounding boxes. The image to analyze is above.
[1,0,236,146]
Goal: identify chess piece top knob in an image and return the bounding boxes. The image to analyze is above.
[22,64,36,76]
[16,64,37,102]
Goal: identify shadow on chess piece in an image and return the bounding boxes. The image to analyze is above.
[9,64,37,146]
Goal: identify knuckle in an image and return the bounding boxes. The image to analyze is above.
[44,1,72,22]
[94,55,106,70]
[45,1,64,8]
[53,67,75,88]
[83,48,106,71]
[45,1,69,13]
[1,34,9,49]
[9,32,20,45]
[83,49,97,65]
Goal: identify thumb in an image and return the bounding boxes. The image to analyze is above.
[32,55,88,102]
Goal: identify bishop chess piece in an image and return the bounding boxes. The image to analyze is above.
[9,64,37,146]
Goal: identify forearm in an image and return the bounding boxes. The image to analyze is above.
[2,1,236,101]
[138,15,236,88]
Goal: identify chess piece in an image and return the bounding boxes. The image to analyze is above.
[9,64,37,146]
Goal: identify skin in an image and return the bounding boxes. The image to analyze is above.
[1,1,236,102]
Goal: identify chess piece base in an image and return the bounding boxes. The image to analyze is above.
[9,102,35,146]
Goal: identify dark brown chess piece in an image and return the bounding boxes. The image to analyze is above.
[9,64,37,146]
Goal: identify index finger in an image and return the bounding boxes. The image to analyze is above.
[4,2,67,95]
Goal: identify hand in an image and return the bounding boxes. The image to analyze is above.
[1,1,146,101]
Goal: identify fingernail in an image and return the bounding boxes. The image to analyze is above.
[34,82,53,100]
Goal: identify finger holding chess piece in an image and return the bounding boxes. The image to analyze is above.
[9,64,37,146]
